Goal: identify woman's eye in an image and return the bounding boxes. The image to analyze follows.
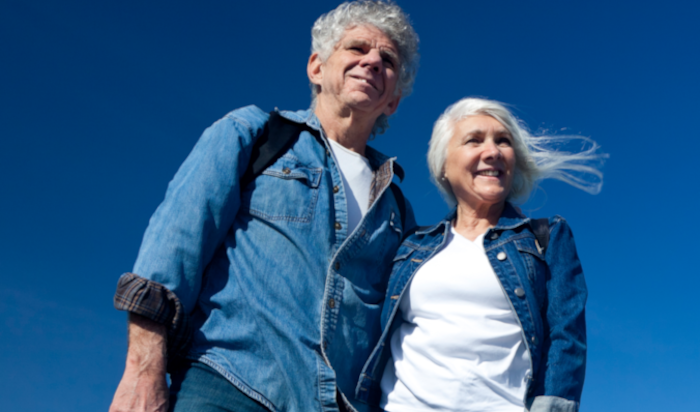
[497,137,512,146]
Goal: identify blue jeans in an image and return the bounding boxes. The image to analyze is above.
[169,362,268,412]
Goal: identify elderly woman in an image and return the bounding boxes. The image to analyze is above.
[356,98,605,412]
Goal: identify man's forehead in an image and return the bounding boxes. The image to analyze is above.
[337,25,398,52]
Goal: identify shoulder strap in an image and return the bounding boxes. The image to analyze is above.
[530,217,550,254]
[241,111,314,188]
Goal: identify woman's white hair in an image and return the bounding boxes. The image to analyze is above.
[310,0,419,135]
[427,97,607,207]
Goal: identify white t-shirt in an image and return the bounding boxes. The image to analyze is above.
[380,226,531,412]
[328,139,373,233]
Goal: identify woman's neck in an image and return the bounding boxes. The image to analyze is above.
[452,201,505,241]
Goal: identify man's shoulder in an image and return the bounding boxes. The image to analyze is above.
[219,105,270,130]
[217,106,316,131]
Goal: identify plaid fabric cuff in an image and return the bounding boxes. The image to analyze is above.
[114,272,191,355]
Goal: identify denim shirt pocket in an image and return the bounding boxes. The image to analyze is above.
[241,153,322,223]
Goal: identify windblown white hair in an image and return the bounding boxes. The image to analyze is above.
[310,0,419,134]
[427,97,607,206]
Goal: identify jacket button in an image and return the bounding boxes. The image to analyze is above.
[490,232,499,240]
[497,252,507,261]
[335,222,342,230]
[282,167,291,174]
[531,336,537,343]
[515,288,526,298]
[333,186,339,193]
[328,298,336,308]
[334,262,340,270]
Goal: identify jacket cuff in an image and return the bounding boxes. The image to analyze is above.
[527,396,580,412]
[113,272,191,355]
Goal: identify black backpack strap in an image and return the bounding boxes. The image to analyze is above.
[530,218,550,255]
[389,182,407,231]
[241,111,317,188]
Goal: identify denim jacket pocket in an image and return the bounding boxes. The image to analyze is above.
[241,154,322,223]
[515,238,547,309]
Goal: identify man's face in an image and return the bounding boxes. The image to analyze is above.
[308,25,402,119]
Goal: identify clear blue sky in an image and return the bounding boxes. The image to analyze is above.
[1,0,698,410]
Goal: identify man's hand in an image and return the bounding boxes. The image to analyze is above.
[110,314,169,412]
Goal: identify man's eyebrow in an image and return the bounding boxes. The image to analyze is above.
[380,48,399,62]
[345,39,370,47]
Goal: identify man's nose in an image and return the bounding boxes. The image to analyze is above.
[361,49,382,72]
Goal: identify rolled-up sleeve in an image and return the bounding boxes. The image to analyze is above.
[113,106,269,351]
[114,272,191,354]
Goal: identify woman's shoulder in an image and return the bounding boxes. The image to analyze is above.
[400,219,450,250]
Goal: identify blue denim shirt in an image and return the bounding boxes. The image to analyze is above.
[356,204,586,412]
[119,106,416,412]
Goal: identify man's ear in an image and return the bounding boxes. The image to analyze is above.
[307,53,323,86]
[383,92,402,117]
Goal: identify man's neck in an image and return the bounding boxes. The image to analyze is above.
[314,102,375,156]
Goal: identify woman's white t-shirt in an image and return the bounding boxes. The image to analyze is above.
[380,227,531,412]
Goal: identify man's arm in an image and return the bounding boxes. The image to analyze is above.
[110,314,169,412]
[110,106,271,410]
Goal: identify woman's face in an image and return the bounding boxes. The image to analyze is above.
[443,115,516,208]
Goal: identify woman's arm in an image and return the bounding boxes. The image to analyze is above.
[531,216,587,412]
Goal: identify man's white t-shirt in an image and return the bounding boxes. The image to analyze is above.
[328,139,373,233]
[380,226,531,412]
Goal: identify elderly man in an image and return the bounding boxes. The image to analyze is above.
[109,1,419,412]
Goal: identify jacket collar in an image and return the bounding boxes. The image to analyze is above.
[493,202,531,230]
[416,202,531,237]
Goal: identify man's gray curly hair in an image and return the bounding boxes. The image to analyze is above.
[310,0,419,135]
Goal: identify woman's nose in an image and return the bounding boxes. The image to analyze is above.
[483,141,502,159]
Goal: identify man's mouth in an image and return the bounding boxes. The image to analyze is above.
[350,76,378,91]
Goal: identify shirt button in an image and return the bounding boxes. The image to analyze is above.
[328,298,336,308]
[497,251,507,261]
[490,232,499,240]
[335,222,342,230]
[333,186,339,193]
[515,287,526,298]
[334,262,340,270]
[531,336,537,343]
[282,167,291,174]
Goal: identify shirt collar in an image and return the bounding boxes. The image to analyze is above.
[277,108,404,180]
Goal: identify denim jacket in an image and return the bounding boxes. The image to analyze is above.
[356,203,586,412]
[114,106,416,412]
